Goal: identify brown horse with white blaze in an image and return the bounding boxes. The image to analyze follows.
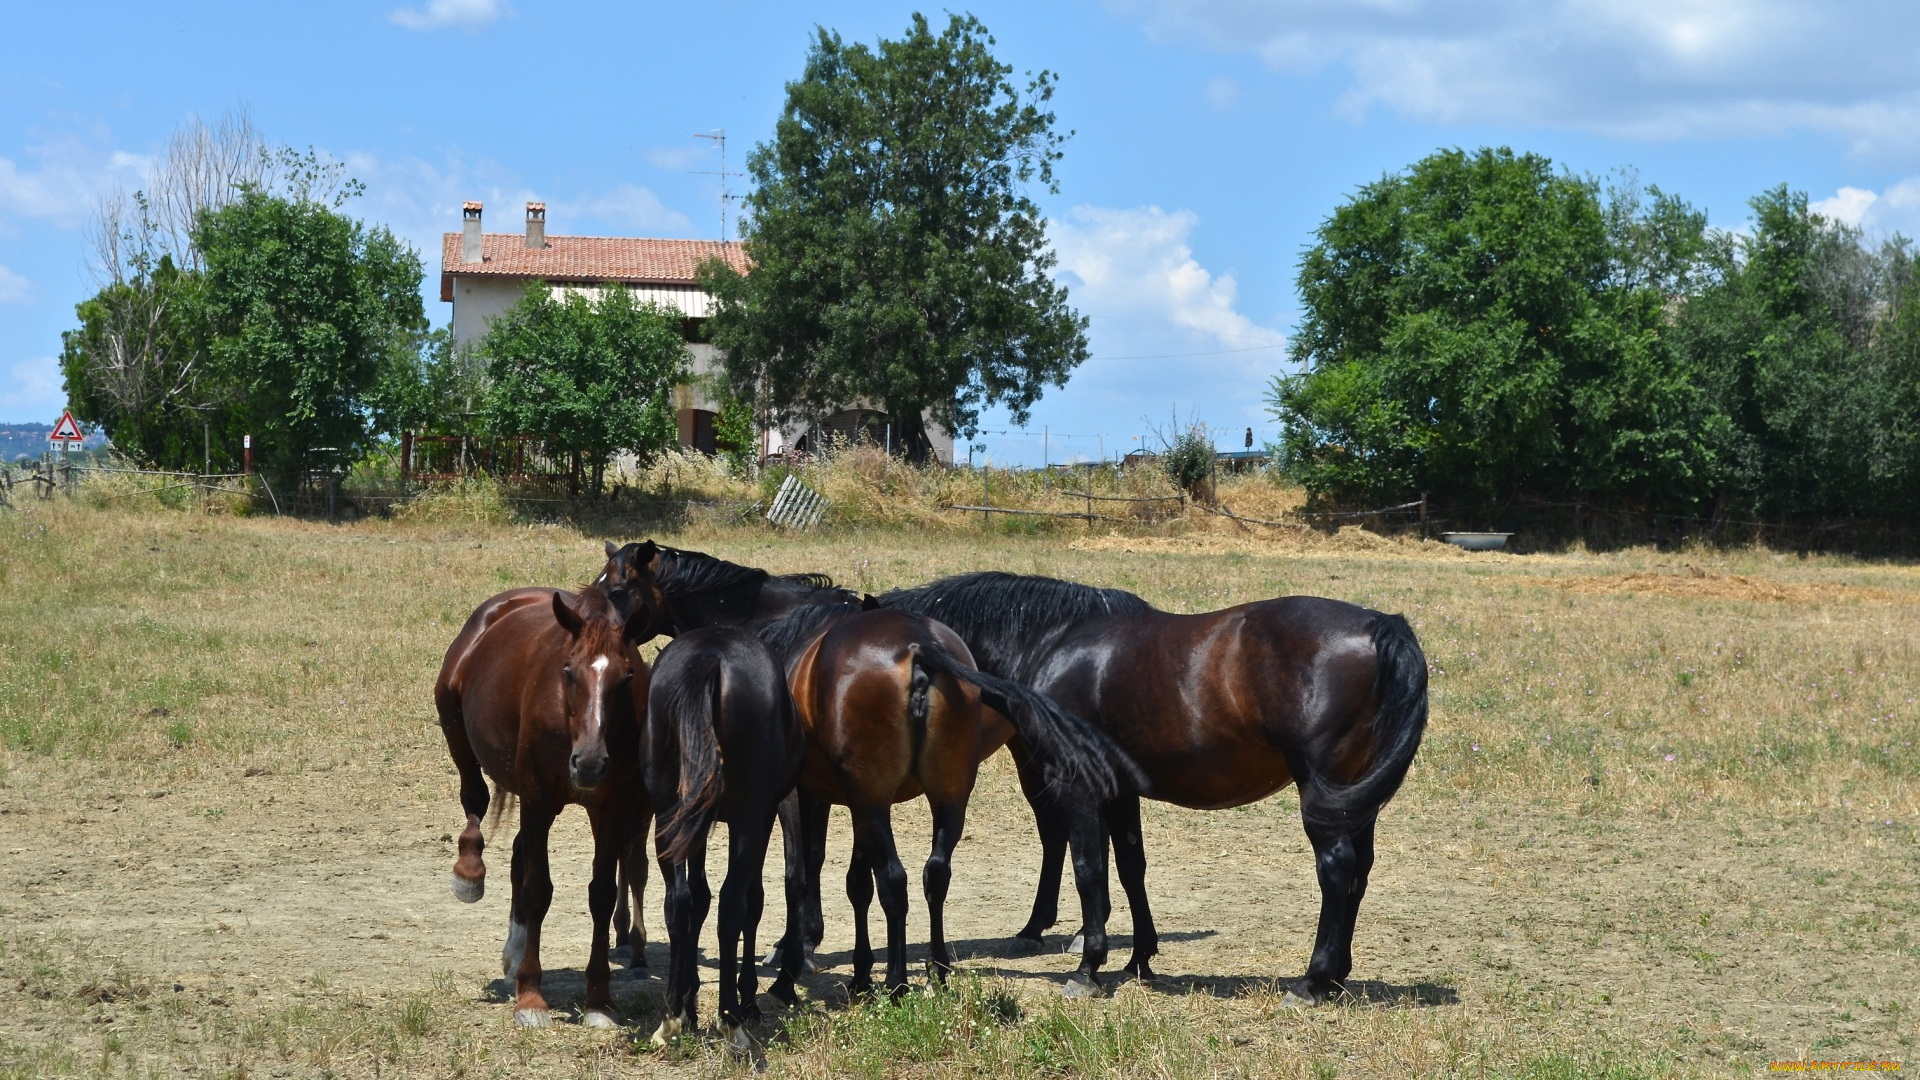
[434,583,651,1027]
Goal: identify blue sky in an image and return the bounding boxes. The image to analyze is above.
[5,1,1919,464]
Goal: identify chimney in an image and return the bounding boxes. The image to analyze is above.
[525,202,546,248]
[461,201,483,264]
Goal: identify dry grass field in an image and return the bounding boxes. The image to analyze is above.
[0,492,1915,1078]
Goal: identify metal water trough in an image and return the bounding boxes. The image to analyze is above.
[1440,531,1513,551]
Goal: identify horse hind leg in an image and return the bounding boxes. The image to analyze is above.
[923,800,966,980]
[1287,813,1376,1006]
[436,690,489,903]
[856,809,912,1000]
[1109,794,1160,981]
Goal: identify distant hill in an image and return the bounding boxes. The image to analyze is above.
[1,422,111,464]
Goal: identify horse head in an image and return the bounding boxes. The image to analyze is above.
[550,585,647,792]
[597,540,674,641]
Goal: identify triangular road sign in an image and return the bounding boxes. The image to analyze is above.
[50,410,85,442]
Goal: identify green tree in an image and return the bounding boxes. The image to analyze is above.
[367,327,487,439]
[699,12,1088,462]
[1270,147,1719,510]
[194,182,426,479]
[480,283,686,493]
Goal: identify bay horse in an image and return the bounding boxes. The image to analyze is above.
[877,572,1429,1003]
[601,543,1142,999]
[436,579,657,979]
[643,626,805,1050]
[433,582,651,1027]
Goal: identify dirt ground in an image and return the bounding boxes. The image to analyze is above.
[0,508,1915,1077]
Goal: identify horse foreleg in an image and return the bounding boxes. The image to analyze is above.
[1290,814,1376,1005]
[1012,745,1069,949]
[582,810,623,1029]
[505,809,557,1025]
[436,692,489,904]
[923,799,966,980]
[1108,794,1160,981]
[1061,800,1112,998]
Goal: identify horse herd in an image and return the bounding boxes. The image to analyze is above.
[432,540,1429,1048]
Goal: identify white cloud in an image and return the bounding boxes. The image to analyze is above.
[1051,205,1285,353]
[1110,0,1920,160]
[1811,177,1920,239]
[580,183,695,234]
[0,140,151,228]
[390,0,508,31]
[1205,75,1242,111]
[0,357,65,422]
[0,265,37,305]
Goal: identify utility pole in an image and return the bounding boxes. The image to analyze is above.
[692,130,744,243]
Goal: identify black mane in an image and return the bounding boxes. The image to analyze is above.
[754,597,864,660]
[652,545,772,597]
[877,572,1156,677]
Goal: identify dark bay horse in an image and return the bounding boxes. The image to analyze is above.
[601,544,1142,999]
[878,572,1428,1002]
[434,583,651,1027]
[643,626,805,1050]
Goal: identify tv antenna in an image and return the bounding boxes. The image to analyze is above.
[692,129,744,242]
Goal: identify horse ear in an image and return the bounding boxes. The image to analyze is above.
[552,591,585,636]
[638,539,659,565]
[605,540,620,560]
[861,593,882,611]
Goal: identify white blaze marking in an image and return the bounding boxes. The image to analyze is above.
[591,657,609,673]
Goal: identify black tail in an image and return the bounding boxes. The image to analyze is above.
[914,643,1146,803]
[1301,613,1429,834]
[656,656,725,864]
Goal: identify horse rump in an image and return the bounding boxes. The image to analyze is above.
[650,651,726,865]
[1300,612,1429,834]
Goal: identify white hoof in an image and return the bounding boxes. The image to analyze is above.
[1065,934,1086,955]
[1060,975,1105,1000]
[451,874,484,904]
[650,1014,683,1047]
[514,1008,550,1027]
[501,919,527,978]
[1280,988,1317,1008]
[721,1019,753,1053]
[582,1009,617,1029]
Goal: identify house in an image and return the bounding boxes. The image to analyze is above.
[441,201,952,462]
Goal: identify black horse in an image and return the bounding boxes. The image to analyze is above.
[877,571,1429,1003]
[643,625,805,1051]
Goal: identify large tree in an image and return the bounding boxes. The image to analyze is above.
[194,172,426,480]
[1270,148,1720,510]
[480,283,686,494]
[699,12,1088,462]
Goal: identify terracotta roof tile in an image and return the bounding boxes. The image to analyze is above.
[440,233,747,285]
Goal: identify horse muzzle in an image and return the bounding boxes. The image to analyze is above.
[570,751,610,791]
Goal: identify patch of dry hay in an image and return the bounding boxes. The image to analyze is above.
[1066,524,1472,559]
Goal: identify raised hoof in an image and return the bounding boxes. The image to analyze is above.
[1065,934,1086,956]
[628,961,653,980]
[451,873,484,904]
[1060,973,1106,1000]
[721,1019,753,1053]
[650,1014,684,1047]
[514,1008,550,1028]
[582,1009,617,1029]
[768,978,799,1006]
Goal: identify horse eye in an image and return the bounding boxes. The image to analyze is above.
[561,665,573,681]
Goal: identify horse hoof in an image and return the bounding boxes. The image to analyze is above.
[628,962,653,980]
[514,1008,550,1027]
[769,979,798,1006]
[1281,979,1330,1008]
[1007,934,1045,957]
[1065,934,1086,956]
[650,1015,683,1046]
[451,874,484,904]
[761,944,783,968]
[721,1020,753,1053]
[582,1009,617,1029]
[1061,974,1106,1000]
